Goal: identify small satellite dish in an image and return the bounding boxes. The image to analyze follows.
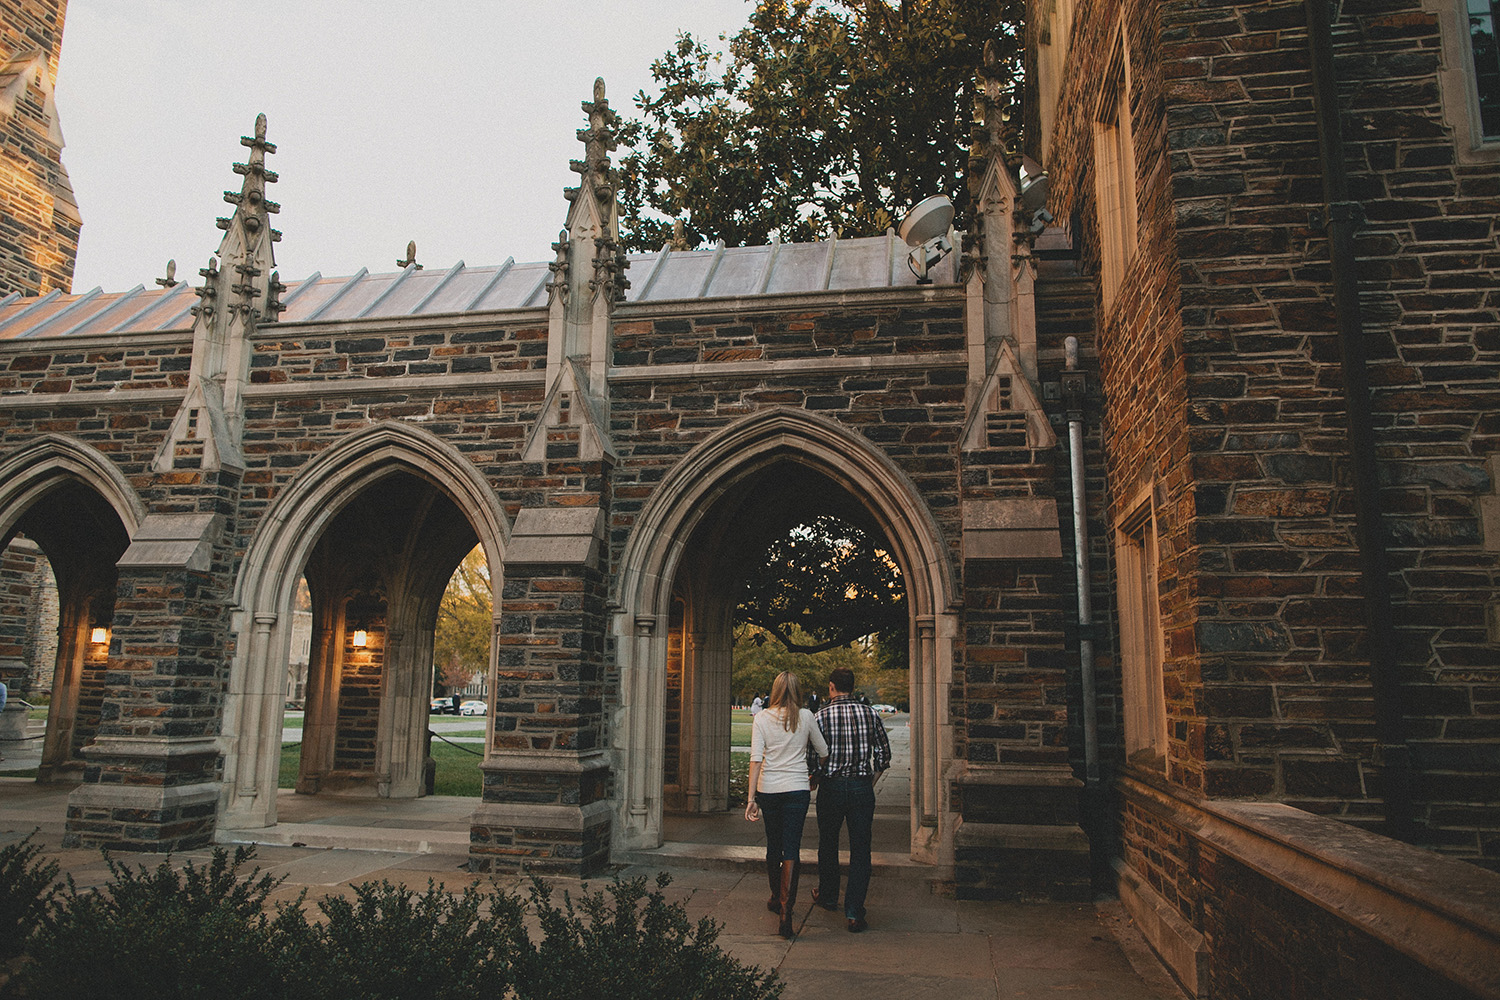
[898,195,955,247]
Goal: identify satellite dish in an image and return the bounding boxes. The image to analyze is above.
[898,195,955,247]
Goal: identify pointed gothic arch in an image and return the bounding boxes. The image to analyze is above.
[0,434,145,541]
[0,434,144,781]
[612,407,959,861]
[221,421,511,829]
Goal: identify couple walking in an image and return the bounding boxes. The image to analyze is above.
[745,667,891,938]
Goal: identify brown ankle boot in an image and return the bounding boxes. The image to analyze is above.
[777,860,797,938]
[766,860,781,913]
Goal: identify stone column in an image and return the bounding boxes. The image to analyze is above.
[470,507,612,875]
[64,508,235,851]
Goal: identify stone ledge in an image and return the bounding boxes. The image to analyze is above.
[1120,775,1500,1000]
[1115,856,1207,998]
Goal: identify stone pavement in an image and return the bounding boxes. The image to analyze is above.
[1,713,1185,998]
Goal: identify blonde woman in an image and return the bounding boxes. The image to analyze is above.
[745,670,828,938]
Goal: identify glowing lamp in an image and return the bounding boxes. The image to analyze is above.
[351,629,368,648]
[90,627,109,644]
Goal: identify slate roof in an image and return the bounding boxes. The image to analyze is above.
[0,233,960,341]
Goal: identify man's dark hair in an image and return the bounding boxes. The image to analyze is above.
[829,667,855,694]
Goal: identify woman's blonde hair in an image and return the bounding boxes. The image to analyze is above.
[768,671,802,732]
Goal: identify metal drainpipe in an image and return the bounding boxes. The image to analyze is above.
[1063,337,1101,805]
[1305,0,1412,840]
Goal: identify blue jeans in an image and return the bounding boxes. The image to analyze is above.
[816,776,876,920]
[758,789,810,865]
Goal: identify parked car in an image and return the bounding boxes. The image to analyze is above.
[459,700,487,716]
[871,703,897,714]
[430,698,453,714]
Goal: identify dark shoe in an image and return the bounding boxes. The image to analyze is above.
[811,886,838,911]
[777,861,797,939]
[847,917,868,933]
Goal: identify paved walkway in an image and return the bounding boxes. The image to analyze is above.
[1,716,1185,999]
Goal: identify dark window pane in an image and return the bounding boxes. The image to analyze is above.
[1471,0,1499,138]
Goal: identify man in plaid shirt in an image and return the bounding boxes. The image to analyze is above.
[812,666,890,932]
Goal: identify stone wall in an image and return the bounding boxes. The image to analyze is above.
[0,0,78,298]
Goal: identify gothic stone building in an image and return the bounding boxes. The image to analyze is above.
[1022,0,1500,995]
[1,2,1499,998]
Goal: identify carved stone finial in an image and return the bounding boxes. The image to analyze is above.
[397,240,422,270]
[156,259,178,288]
[255,112,267,141]
[594,77,606,103]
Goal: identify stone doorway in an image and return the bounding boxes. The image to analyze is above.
[0,440,140,786]
[613,408,957,865]
[221,422,510,831]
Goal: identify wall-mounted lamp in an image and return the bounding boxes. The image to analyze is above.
[351,629,368,648]
[90,627,109,645]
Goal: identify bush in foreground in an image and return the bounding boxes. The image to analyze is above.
[3,848,781,1000]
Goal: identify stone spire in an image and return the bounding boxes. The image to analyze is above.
[154,114,285,473]
[526,78,625,467]
[545,78,628,395]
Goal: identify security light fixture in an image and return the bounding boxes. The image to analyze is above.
[351,629,368,648]
[898,195,955,284]
[90,627,108,644]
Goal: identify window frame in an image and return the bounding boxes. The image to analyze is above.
[1114,486,1167,768]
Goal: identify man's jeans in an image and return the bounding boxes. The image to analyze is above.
[815,776,876,920]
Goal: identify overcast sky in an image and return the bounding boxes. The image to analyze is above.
[54,1,753,293]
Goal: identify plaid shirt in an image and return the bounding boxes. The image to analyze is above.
[814,695,891,778]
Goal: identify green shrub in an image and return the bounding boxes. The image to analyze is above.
[0,833,59,962]
[278,880,524,1000]
[7,847,292,1000]
[4,847,780,1000]
[511,873,782,1000]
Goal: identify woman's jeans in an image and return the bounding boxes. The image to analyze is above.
[758,789,811,864]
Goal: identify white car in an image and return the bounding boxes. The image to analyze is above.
[459,699,487,716]
[871,703,898,714]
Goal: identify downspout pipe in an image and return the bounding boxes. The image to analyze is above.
[1305,0,1413,840]
[1063,337,1101,821]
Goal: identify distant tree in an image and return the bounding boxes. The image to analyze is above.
[731,624,875,705]
[433,547,491,694]
[735,515,906,655]
[618,0,1023,252]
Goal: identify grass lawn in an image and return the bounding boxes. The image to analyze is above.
[278,741,484,798]
[731,709,751,746]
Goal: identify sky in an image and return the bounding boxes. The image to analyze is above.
[54,0,755,293]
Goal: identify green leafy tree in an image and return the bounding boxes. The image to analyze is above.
[735,515,905,654]
[433,546,491,695]
[618,0,1023,251]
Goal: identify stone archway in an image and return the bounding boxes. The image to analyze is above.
[0,436,144,782]
[613,408,958,862]
[222,421,510,830]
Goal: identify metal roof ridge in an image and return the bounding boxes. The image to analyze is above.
[519,265,549,308]
[0,288,63,334]
[304,268,369,322]
[464,258,513,311]
[410,260,466,315]
[356,262,418,318]
[107,281,190,333]
[16,286,102,338]
[57,284,144,337]
[277,270,322,311]
[757,236,781,294]
[635,244,672,301]
[697,241,727,298]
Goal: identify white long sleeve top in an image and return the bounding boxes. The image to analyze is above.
[750,707,829,794]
